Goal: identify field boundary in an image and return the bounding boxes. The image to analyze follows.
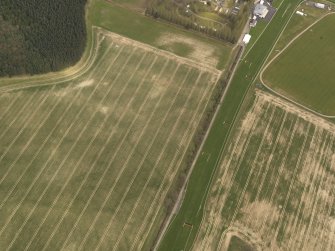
[260,12,335,118]
[255,90,335,131]
[99,28,221,75]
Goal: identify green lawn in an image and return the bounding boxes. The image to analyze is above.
[263,14,335,116]
[89,0,232,70]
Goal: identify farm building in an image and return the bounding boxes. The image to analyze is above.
[315,3,325,9]
[254,3,269,18]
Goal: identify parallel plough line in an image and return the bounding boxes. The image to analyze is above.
[216,106,276,251]
[299,137,333,250]
[289,132,329,250]
[0,89,53,170]
[244,107,285,196]
[228,108,278,225]
[272,123,312,242]
[75,66,191,251]
[58,62,180,250]
[211,103,272,243]
[285,128,324,248]
[12,45,135,246]
[198,98,261,250]
[0,45,125,239]
[3,48,123,250]
[105,71,206,251]
[0,89,39,144]
[302,144,333,250]
[280,131,330,247]
[0,92,23,123]
[0,43,115,210]
[244,111,288,226]
[131,74,216,251]
[10,48,144,250]
[42,55,164,251]
[250,111,296,231]
[21,46,144,251]
[257,117,300,233]
[0,85,69,207]
[198,96,261,250]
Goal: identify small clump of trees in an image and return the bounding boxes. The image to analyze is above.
[145,0,252,43]
[0,0,87,77]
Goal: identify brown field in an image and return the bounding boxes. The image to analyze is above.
[194,90,335,251]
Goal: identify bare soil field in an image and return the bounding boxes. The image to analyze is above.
[194,90,335,251]
[0,28,219,251]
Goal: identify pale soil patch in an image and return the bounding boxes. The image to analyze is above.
[75,79,95,89]
[156,33,219,68]
[149,81,167,99]
[98,105,109,114]
[241,200,280,230]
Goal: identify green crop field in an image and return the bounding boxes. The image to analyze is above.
[0,28,220,251]
[262,13,335,116]
[195,90,335,250]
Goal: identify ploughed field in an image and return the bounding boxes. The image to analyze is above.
[262,13,335,116]
[0,28,219,251]
[195,90,335,250]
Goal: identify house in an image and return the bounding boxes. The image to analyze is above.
[254,3,269,18]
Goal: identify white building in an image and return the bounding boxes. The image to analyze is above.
[296,11,304,16]
[254,3,269,18]
[315,3,325,9]
[243,34,252,44]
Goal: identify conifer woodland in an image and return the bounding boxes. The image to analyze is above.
[0,0,87,77]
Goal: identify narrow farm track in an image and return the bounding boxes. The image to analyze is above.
[0,29,219,251]
[195,90,335,250]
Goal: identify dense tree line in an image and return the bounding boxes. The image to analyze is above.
[0,0,87,77]
[145,0,252,44]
